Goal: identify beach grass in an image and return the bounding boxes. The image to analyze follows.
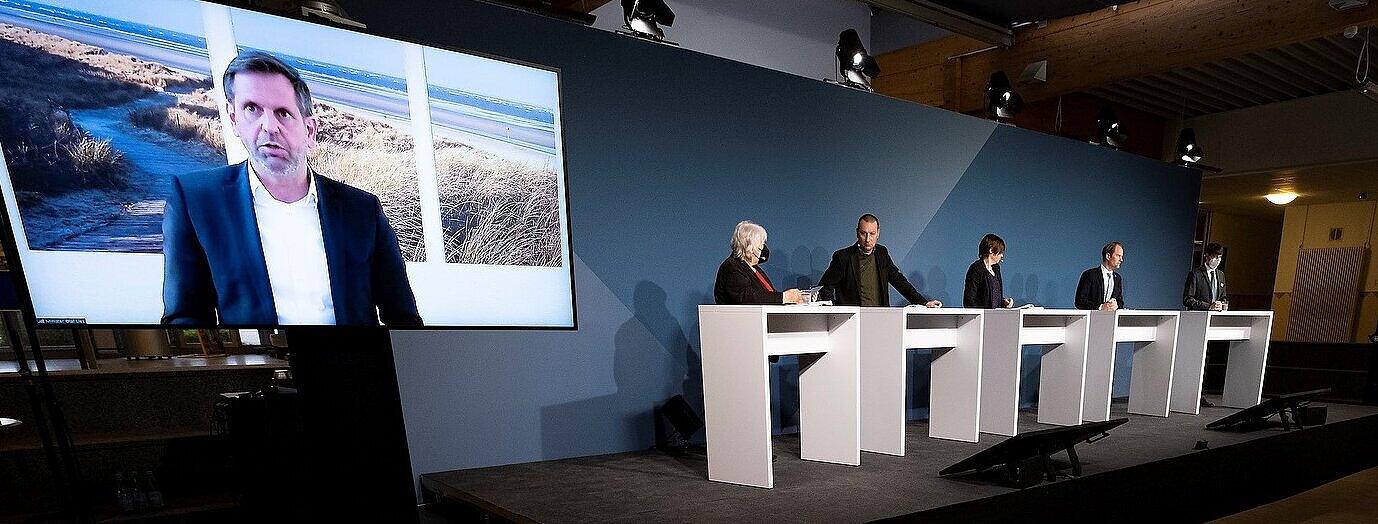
[0,22,204,198]
[127,89,224,151]
[0,95,130,193]
[435,145,562,267]
[311,140,427,263]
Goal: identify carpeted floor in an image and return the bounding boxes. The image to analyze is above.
[421,400,1378,523]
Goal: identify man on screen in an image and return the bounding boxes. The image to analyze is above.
[162,51,421,326]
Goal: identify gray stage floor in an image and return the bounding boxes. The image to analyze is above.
[421,399,1378,523]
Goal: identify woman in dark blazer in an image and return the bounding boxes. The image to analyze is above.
[714,220,802,305]
[964,233,1014,309]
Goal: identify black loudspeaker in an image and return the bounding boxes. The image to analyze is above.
[1294,405,1328,426]
[655,395,703,453]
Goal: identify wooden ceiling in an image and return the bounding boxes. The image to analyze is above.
[874,0,1378,115]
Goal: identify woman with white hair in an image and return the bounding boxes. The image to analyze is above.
[714,220,802,305]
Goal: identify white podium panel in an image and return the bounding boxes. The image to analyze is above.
[1085,311,1179,421]
[1170,311,1273,414]
[699,305,861,488]
[859,307,983,456]
[979,309,1090,436]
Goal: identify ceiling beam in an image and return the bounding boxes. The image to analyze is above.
[874,0,1378,114]
[860,0,1013,46]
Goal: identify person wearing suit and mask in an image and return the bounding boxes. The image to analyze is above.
[162,51,421,327]
[964,233,1015,309]
[1184,242,1227,311]
[714,220,802,305]
[1075,241,1126,310]
[1184,242,1228,406]
[818,214,940,307]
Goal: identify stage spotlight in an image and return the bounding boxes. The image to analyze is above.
[1175,128,1203,164]
[621,0,676,44]
[833,28,879,92]
[1095,105,1127,148]
[985,71,1023,122]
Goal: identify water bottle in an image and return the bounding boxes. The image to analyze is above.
[142,470,164,510]
[114,472,135,513]
[129,470,149,511]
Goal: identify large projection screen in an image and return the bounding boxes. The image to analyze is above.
[0,0,575,328]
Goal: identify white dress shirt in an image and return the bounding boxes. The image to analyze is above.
[248,165,336,325]
[1100,265,1115,303]
[1207,268,1217,302]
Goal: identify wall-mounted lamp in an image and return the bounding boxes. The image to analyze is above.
[620,0,677,45]
[832,29,879,92]
[1095,105,1127,148]
[985,71,1022,123]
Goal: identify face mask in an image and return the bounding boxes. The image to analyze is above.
[1205,257,1220,270]
[758,245,770,264]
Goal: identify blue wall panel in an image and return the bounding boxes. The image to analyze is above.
[336,0,1201,487]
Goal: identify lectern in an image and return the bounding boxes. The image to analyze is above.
[699,305,861,488]
[1170,311,1273,414]
[1084,310,1179,420]
[859,306,983,455]
[981,309,1090,436]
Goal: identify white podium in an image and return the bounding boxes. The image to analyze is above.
[1170,311,1273,414]
[699,305,861,488]
[1085,310,1179,421]
[980,309,1090,436]
[858,307,983,455]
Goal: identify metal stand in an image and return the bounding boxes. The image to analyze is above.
[4,310,89,522]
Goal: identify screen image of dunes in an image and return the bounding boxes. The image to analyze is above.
[423,47,563,267]
[0,0,566,267]
[0,0,223,254]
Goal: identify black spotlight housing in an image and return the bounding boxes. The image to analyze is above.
[1096,106,1127,148]
[1176,128,1204,164]
[621,0,675,42]
[986,71,1023,122]
[835,28,879,91]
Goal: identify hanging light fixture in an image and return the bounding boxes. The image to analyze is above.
[1176,128,1203,164]
[985,71,1023,122]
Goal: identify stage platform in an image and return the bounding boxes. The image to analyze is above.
[421,399,1378,523]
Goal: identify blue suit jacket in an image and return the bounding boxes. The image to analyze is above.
[161,162,422,327]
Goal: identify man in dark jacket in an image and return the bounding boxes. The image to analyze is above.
[818,214,940,307]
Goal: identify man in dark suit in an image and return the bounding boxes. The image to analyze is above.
[1183,242,1227,407]
[162,51,421,326]
[818,214,940,307]
[1184,242,1227,311]
[1075,241,1126,310]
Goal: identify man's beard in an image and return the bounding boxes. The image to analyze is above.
[250,148,304,179]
